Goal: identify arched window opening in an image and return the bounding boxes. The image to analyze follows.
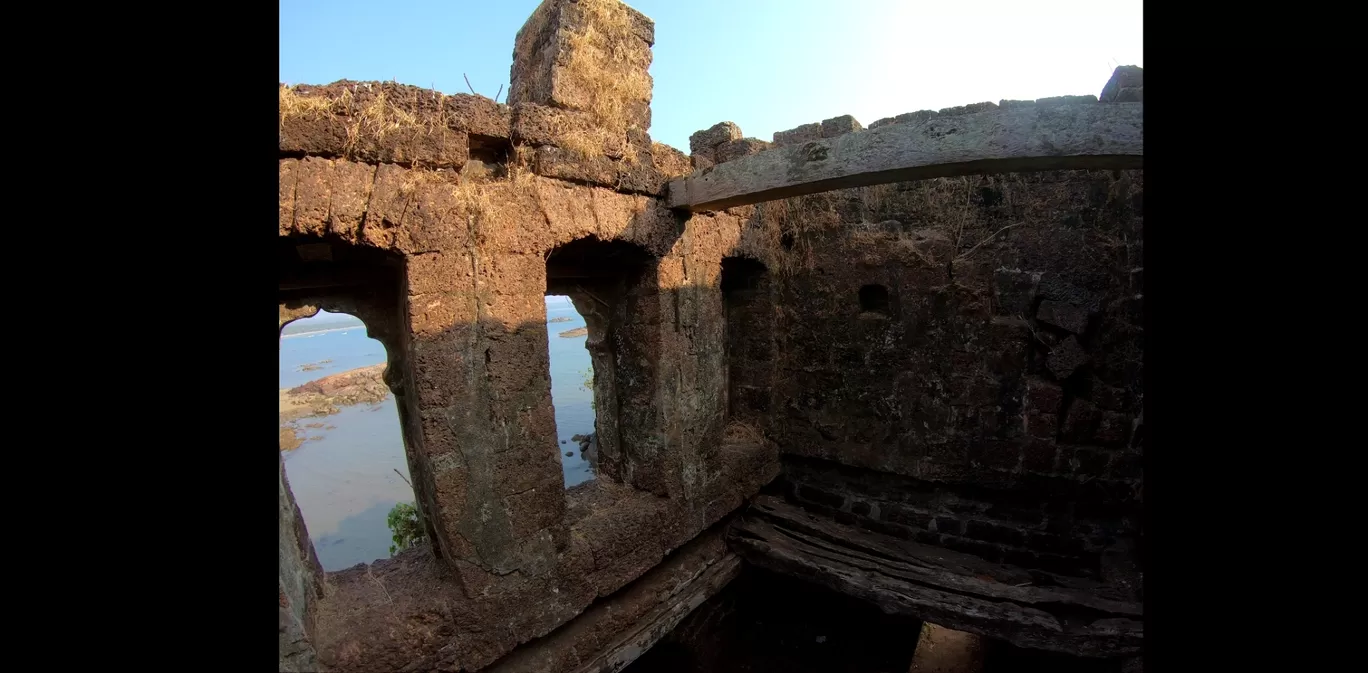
[280,309,419,570]
[279,234,426,569]
[545,236,654,488]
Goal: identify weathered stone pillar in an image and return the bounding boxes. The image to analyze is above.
[653,250,728,504]
[908,622,985,673]
[612,260,671,496]
[406,249,563,583]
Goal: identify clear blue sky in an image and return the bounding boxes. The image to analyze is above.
[280,0,1143,152]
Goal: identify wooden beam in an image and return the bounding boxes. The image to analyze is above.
[479,529,743,673]
[667,103,1143,212]
[573,555,742,673]
[728,496,1142,658]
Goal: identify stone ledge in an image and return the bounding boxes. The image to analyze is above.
[310,441,778,673]
[481,528,740,673]
[668,102,1143,211]
[280,80,509,167]
[527,144,676,196]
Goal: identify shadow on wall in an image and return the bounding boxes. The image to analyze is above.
[721,256,773,425]
[279,223,755,592]
[296,313,780,673]
[738,169,1144,583]
[347,162,1141,580]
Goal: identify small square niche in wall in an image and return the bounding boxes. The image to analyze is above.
[859,284,890,316]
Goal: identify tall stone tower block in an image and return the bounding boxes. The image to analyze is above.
[509,0,655,150]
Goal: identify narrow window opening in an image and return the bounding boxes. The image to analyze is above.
[545,236,653,488]
[279,309,420,570]
[859,284,890,315]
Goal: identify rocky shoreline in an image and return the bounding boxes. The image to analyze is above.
[280,363,391,451]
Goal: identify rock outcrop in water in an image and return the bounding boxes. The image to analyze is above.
[279,364,391,450]
[572,432,598,469]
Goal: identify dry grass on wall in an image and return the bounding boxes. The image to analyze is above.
[755,196,842,278]
[451,166,548,249]
[651,142,692,178]
[722,420,771,447]
[555,0,652,161]
[279,83,455,159]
